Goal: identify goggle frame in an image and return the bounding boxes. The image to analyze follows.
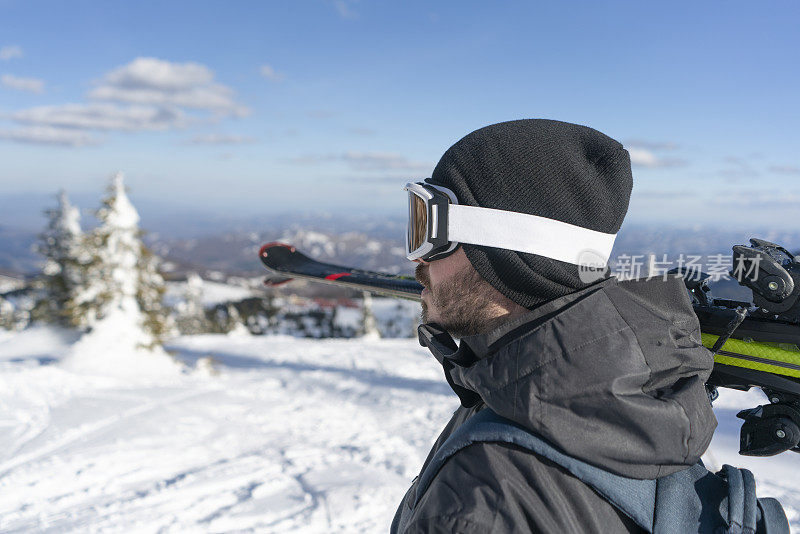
[403,182,459,261]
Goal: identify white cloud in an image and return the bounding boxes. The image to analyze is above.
[627,147,658,167]
[718,156,759,181]
[717,159,800,181]
[623,139,679,151]
[770,165,800,176]
[341,151,430,172]
[102,57,213,90]
[2,57,249,148]
[289,151,431,172]
[0,126,100,147]
[259,64,284,82]
[89,57,250,117]
[627,147,687,168]
[348,127,376,136]
[625,140,687,169]
[331,0,357,19]
[710,189,800,209]
[12,103,185,131]
[1,74,45,94]
[307,110,335,119]
[634,189,689,200]
[189,133,255,145]
[0,45,23,61]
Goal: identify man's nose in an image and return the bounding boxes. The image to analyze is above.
[414,259,430,264]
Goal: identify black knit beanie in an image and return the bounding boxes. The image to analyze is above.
[427,119,633,309]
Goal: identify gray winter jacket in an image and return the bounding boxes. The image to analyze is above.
[391,275,718,533]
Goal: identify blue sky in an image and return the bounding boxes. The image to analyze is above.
[0,0,798,230]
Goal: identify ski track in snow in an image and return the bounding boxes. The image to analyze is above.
[0,329,799,532]
[0,332,453,533]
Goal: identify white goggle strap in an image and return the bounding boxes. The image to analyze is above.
[447,204,617,267]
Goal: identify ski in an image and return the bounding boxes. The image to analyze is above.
[258,241,800,347]
[258,242,422,301]
[259,239,800,456]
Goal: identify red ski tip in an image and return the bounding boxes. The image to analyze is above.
[325,272,352,281]
[259,242,296,258]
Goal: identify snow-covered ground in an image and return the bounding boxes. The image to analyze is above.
[164,279,257,308]
[0,328,798,532]
[0,275,25,294]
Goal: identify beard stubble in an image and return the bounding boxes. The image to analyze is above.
[416,262,516,338]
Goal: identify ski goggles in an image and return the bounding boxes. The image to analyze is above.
[403,181,618,266]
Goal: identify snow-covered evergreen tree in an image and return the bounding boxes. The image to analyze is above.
[175,273,209,334]
[0,295,15,330]
[79,173,169,347]
[57,173,179,379]
[360,291,380,339]
[225,303,250,335]
[32,191,86,326]
[137,246,172,345]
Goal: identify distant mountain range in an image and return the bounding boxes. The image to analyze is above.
[2,209,798,287]
[0,226,38,274]
[0,192,404,238]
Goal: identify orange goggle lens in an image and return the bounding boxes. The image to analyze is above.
[408,191,428,254]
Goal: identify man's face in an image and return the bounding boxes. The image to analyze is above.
[415,247,523,338]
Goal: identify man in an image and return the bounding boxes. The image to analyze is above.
[391,119,717,533]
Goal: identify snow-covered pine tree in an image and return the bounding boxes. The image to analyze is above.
[360,291,380,339]
[175,273,209,335]
[0,295,15,330]
[82,172,169,347]
[137,246,172,346]
[32,191,87,327]
[225,303,250,335]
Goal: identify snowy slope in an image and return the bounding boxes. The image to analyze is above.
[0,329,798,532]
[0,330,453,533]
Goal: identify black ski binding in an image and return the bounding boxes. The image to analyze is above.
[679,238,800,457]
[732,238,800,322]
[737,395,800,456]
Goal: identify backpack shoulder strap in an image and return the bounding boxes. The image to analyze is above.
[721,464,758,533]
[414,408,790,534]
[757,497,791,534]
[413,408,657,532]
[654,462,789,534]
